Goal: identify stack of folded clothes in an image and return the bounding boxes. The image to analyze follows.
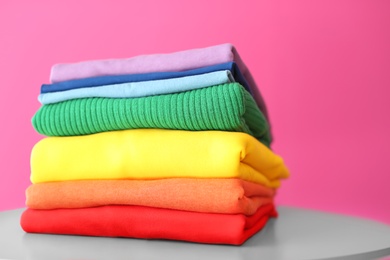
[21,43,290,245]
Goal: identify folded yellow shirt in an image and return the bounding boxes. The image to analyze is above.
[31,129,289,188]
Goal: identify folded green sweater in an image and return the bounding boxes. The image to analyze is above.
[32,83,271,146]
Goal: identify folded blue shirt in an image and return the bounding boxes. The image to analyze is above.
[38,71,234,105]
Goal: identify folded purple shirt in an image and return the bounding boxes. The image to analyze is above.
[52,44,238,82]
[50,43,270,127]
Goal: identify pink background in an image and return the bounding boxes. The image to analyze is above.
[1,0,389,224]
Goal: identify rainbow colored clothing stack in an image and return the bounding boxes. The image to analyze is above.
[21,44,289,245]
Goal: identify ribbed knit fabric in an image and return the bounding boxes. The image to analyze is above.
[32,83,271,146]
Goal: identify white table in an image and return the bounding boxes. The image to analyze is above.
[0,207,389,260]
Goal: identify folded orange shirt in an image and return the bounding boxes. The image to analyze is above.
[21,204,277,245]
[26,179,274,215]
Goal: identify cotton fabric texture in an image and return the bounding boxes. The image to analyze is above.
[30,129,289,188]
[20,204,277,245]
[26,179,274,215]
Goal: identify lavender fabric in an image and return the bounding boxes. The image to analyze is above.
[51,44,239,82]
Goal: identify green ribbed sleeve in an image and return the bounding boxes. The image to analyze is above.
[32,83,271,146]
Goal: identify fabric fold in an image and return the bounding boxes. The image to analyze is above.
[33,83,272,146]
[20,204,277,245]
[38,70,234,105]
[26,179,274,215]
[30,129,289,187]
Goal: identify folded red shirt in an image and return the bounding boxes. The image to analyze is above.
[21,204,277,245]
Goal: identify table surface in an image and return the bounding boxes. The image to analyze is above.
[0,207,389,260]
